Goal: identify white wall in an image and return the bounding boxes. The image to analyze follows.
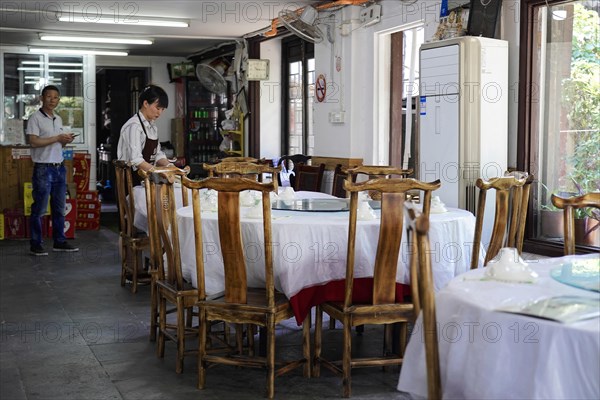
[95,55,186,143]
[308,0,521,166]
[259,39,283,159]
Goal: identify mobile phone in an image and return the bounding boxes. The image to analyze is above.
[71,133,81,137]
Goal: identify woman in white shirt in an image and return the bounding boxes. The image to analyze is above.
[117,85,172,179]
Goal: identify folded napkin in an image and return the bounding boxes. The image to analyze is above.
[278,186,295,201]
[245,203,263,219]
[485,248,538,283]
[357,201,377,221]
[430,195,448,213]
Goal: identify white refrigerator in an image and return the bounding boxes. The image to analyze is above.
[418,36,508,244]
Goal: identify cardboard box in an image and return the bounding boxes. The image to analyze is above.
[73,153,91,193]
[77,209,100,220]
[75,219,100,231]
[77,199,101,211]
[47,199,76,239]
[0,146,73,210]
[23,182,50,216]
[0,213,4,240]
[3,208,26,239]
[76,190,99,202]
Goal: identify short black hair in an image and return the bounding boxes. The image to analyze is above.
[138,84,168,109]
[41,85,60,96]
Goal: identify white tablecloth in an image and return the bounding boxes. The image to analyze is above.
[131,186,334,233]
[397,253,600,400]
[176,205,479,300]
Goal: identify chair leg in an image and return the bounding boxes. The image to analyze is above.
[131,248,141,294]
[236,323,244,354]
[342,319,352,398]
[266,315,276,399]
[198,309,207,389]
[149,273,158,342]
[302,312,311,378]
[157,293,166,358]
[119,237,127,287]
[313,306,323,378]
[176,296,185,374]
[247,324,255,356]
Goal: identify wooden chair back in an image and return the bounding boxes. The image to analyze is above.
[405,206,441,400]
[215,156,258,163]
[470,172,534,269]
[181,176,276,305]
[331,164,349,198]
[278,154,311,188]
[202,161,281,192]
[294,162,325,192]
[343,177,441,309]
[551,192,600,255]
[346,166,413,200]
[146,169,190,289]
[138,166,190,278]
[113,160,137,237]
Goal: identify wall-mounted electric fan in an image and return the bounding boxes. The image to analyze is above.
[195,57,230,94]
[279,5,325,43]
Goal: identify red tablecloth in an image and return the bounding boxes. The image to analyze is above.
[289,278,412,324]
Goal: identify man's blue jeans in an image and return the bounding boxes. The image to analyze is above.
[30,164,67,246]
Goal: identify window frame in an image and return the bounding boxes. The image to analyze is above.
[281,37,314,156]
[518,0,599,255]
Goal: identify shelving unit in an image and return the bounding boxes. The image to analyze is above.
[179,78,227,176]
[220,108,244,157]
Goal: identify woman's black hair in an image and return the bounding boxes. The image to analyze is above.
[138,84,168,109]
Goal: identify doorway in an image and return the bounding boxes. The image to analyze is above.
[95,67,148,203]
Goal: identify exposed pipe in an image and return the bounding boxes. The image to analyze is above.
[263,0,373,38]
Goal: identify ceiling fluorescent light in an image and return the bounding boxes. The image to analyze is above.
[57,15,188,27]
[40,35,153,45]
[29,48,128,56]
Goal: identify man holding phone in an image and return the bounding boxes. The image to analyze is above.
[27,85,79,256]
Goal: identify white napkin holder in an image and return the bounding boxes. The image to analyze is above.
[430,195,448,213]
[485,248,538,283]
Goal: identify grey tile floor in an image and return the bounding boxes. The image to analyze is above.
[0,224,413,400]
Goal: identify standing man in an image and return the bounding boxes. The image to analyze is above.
[27,85,79,256]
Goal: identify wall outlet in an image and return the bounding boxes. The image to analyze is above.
[359,4,381,27]
[329,111,345,124]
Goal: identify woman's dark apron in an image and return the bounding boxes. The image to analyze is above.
[132,112,158,186]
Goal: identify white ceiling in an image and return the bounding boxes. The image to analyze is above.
[0,0,317,57]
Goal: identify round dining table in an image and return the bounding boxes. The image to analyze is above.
[397,253,600,399]
[175,196,481,324]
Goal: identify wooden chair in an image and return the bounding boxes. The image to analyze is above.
[138,166,190,343]
[215,156,258,163]
[278,154,311,188]
[294,162,325,192]
[551,192,600,255]
[146,168,199,374]
[331,164,349,198]
[346,166,413,200]
[470,172,534,269]
[202,161,281,192]
[112,160,150,293]
[181,176,311,399]
[405,206,441,400]
[313,177,441,398]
